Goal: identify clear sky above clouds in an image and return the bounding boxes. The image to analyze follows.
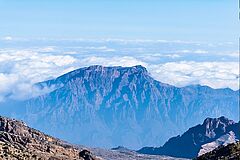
[0,0,239,42]
[0,0,239,101]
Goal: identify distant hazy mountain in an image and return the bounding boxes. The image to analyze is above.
[0,65,238,149]
[138,116,240,158]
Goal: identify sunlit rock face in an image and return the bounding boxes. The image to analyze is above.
[0,116,100,160]
[198,131,238,156]
[3,65,238,149]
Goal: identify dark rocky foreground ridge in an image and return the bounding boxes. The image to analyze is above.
[0,65,238,149]
[0,115,188,160]
[0,115,237,160]
[138,116,240,159]
[0,115,100,160]
[196,141,240,160]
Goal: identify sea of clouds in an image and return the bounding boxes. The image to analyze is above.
[0,37,239,101]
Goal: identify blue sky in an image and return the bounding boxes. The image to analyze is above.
[0,0,239,42]
[0,0,239,101]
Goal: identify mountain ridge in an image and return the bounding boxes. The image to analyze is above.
[37,65,238,93]
[0,115,100,160]
[138,116,240,158]
[0,65,238,149]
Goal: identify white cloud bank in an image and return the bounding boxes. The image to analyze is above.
[0,46,238,102]
[149,61,239,90]
[0,48,77,101]
[2,36,13,41]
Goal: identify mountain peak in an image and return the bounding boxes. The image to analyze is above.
[132,64,147,70]
[87,65,104,69]
[138,116,239,158]
[85,65,148,73]
[131,65,148,74]
[203,116,235,128]
[43,65,150,87]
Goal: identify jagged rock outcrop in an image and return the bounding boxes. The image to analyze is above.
[196,141,240,160]
[198,131,238,156]
[138,116,240,159]
[0,116,100,160]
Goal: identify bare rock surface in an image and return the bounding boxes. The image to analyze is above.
[0,116,100,160]
[138,116,240,159]
[197,141,240,160]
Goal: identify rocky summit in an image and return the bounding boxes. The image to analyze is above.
[0,116,100,160]
[138,116,240,159]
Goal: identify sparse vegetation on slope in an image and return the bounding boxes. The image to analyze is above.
[196,141,240,160]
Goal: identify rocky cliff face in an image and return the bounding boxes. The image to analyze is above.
[0,116,100,160]
[138,116,240,158]
[198,131,238,156]
[197,141,240,160]
[2,65,238,149]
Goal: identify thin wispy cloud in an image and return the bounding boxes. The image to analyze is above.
[2,36,13,41]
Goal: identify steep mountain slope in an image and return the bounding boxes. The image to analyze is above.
[0,115,189,160]
[2,65,238,149]
[198,131,238,156]
[197,141,240,160]
[138,116,240,158]
[0,116,100,160]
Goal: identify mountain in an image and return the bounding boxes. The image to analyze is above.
[138,116,240,158]
[0,65,238,149]
[197,141,240,160]
[0,115,100,160]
